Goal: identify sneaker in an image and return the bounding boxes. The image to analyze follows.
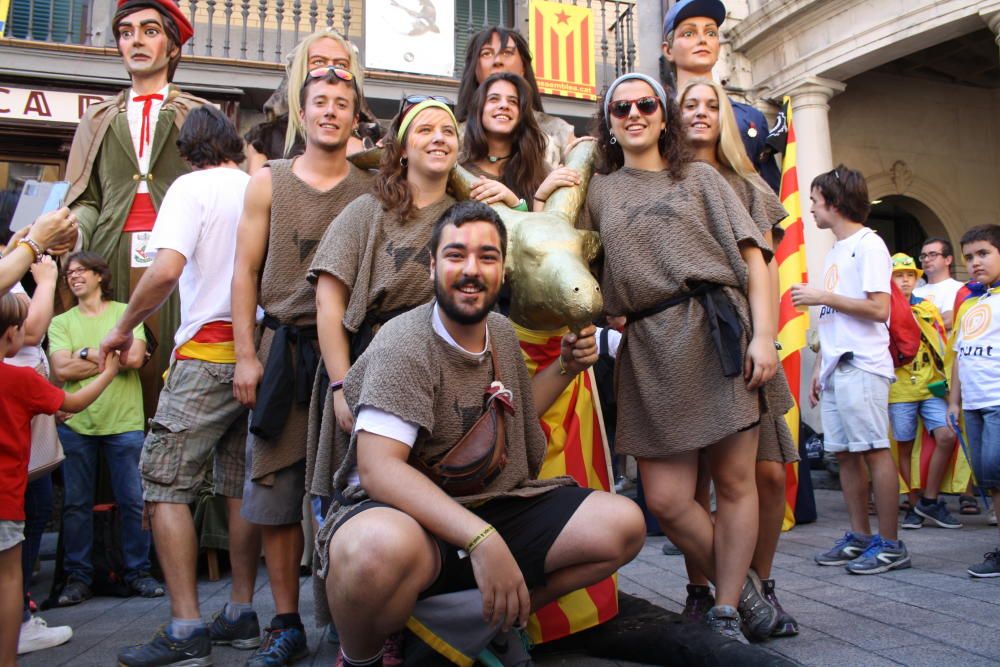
[845,536,912,575]
[483,627,532,667]
[914,498,962,529]
[245,626,308,666]
[705,605,748,645]
[129,574,166,598]
[967,549,1000,578]
[814,531,873,566]
[661,539,683,556]
[760,579,798,637]
[17,616,73,655]
[56,579,92,607]
[208,608,261,649]
[383,631,404,666]
[738,569,777,641]
[681,584,714,624]
[117,625,211,667]
[901,508,924,529]
[989,509,997,526]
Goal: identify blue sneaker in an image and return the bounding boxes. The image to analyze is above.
[244,626,308,666]
[845,536,912,575]
[118,625,211,666]
[814,531,873,566]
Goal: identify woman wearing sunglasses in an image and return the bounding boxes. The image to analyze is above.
[587,73,777,644]
[461,72,581,213]
[677,77,800,640]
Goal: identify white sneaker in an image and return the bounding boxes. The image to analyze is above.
[990,509,997,526]
[17,616,72,655]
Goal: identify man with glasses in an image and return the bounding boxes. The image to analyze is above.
[231,65,373,666]
[914,238,964,331]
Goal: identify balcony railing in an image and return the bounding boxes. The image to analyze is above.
[4,0,636,86]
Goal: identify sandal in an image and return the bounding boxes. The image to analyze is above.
[960,495,982,515]
[129,574,165,598]
[57,579,92,607]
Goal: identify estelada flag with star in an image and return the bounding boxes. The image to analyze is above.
[529,0,598,101]
[514,324,618,643]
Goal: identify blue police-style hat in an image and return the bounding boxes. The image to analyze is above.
[663,0,726,36]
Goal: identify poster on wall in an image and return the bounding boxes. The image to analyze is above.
[529,0,597,101]
[365,0,455,77]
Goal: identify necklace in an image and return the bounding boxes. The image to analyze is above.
[487,154,511,163]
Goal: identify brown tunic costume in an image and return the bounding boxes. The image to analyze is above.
[586,161,770,457]
[718,167,799,463]
[250,160,373,482]
[305,193,455,498]
[312,304,569,622]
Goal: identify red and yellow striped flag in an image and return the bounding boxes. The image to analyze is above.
[529,0,598,101]
[514,324,618,643]
[776,97,810,531]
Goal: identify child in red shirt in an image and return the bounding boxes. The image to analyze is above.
[0,293,119,667]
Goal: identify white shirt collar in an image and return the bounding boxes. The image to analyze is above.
[432,303,490,359]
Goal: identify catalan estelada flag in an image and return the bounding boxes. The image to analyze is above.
[775,97,810,531]
[513,323,618,643]
[529,0,598,101]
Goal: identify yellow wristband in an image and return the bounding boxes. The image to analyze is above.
[465,525,496,554]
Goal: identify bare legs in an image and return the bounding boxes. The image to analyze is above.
[261,524,303,615]
[751,460,787,580]
[0,545,21,667]
[838,449,899,541]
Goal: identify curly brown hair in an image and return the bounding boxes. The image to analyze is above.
[372,113,414,221]
[592,85,690,180]
[462,73,548,203]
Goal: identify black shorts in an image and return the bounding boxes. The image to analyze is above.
[333,485,593,598]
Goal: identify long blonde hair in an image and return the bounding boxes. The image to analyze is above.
[284,29,365,156]
[679,78,768,192]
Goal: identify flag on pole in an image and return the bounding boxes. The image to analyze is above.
[514,324,618,643]
[529,0,598,101]
[774,97,810,531]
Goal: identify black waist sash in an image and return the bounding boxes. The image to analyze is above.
[628,282,743,378]
[249,314,319,440]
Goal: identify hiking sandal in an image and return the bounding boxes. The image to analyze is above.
[57,580,92,607]
[960,495,982,515]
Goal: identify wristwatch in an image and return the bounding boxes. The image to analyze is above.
[79,348,89,361]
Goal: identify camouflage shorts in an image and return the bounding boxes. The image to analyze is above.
[140,359,248,504]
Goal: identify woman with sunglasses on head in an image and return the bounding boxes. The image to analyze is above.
[462,72,581,214]
[587,73,777,644]
[677,77,800,640]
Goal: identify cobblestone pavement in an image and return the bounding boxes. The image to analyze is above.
[20,488,1000,666]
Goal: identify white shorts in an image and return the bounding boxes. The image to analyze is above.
[821,363,891,453]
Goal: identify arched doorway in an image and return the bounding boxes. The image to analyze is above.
[868,194,947,258]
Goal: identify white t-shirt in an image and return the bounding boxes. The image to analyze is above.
[348,304,491,486]
[953,289,1000,410]
[913,277,963,319]
[127,85,169,194]
[147,167,250,349]
[817,227,894,388]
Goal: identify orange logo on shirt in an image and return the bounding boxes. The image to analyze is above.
[824,265,839,292]
[961,302,991,341]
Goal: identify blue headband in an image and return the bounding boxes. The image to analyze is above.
[603,73,669,131]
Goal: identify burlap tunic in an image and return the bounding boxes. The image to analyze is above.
[305,193,455,498]
[586,162,770,457]
[250,160,373,481]
[311,304,569,623]
[718,167,799,463]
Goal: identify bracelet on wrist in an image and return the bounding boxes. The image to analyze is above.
[328,380,344,393]
[465,524,496,554]
[513,198,529,212]
[558,355,569,375]
[17,239,42,263]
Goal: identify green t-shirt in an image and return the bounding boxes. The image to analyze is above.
[47,301,147,436]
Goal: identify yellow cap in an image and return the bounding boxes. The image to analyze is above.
[891,252,923,279]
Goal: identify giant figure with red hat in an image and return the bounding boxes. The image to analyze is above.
[63,0,204,417]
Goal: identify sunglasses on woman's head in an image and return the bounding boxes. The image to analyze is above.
[609,96,660,119]
[399,95,455,116]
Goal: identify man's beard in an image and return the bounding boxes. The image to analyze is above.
[435,276,499,325]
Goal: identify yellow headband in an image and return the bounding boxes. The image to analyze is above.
[396,99,458,142]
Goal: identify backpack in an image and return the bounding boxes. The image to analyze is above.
[888,281,921,367]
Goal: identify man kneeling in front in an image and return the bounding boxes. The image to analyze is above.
[318,201,645,667]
